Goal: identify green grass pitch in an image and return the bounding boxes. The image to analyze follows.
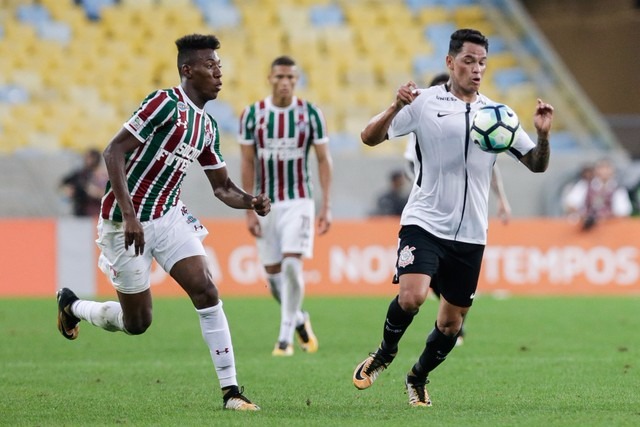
[1,295,639,426]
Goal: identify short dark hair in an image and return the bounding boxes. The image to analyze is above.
[271,55,296,68]
[175,34,220,69]
[448,29,489,56]
[429,73,449,87]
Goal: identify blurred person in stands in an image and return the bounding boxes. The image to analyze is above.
[563,158,632,230]
[371,169,408,216]
[239,56,332,357]
[352,28,554,407]
[55,34,268,411]
[59,148,108,217]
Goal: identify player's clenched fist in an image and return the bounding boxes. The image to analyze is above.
[251,193,271,216]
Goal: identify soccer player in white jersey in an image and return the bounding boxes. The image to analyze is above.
[239,56,333,356]
[56,34,269,411]
[352,29,554,407]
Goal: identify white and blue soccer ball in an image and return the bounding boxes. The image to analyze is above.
[470,104,520,153]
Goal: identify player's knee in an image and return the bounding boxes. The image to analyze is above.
[189,283,219,309]
[437,317,464,337]
[398,292,426,312]
[123,316,152,335]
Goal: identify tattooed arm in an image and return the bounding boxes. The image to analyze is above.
[520,99,554,173]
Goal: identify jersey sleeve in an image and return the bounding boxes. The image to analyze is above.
[124,90,176,143]
[308,103,329,145]
[199,114,226,170]
[238,105,256,145]
[506,127,536,160]
[388,95,422,139]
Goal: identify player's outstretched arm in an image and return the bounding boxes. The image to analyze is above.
[361,81,418,147]
[205,167,271,216]
[520,99,553,173]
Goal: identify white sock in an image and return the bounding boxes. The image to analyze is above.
[266,272,282,303]
[71,300,125,332]
[278,257,304,344]
[196,301,237,389]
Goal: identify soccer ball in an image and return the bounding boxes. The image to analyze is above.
[470,104,520,153]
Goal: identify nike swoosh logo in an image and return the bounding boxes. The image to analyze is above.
[354,363,366,381]
[437,112,454,117]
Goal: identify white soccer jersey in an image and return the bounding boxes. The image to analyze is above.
[389,84,535,244]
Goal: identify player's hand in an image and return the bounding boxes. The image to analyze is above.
[497,200,511,225]
[245,211,261,237]
[396,81,419,108]
[123,218,145,256]
[317,207,332,236]
[533,98,554,138]
[251,193,271,217]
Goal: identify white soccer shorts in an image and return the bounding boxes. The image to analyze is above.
[256,198,315,265]
[96,201,208,294]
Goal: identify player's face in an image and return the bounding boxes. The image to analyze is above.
[189,49,223,102]
[269,65,297,101]
[447,42,487,97]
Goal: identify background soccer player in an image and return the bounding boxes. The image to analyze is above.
[239,56,333,356]
[352,28,554,407]
[56,34,269,411]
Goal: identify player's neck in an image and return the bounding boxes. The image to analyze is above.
[271,95,293,108]
[448,84,477,104]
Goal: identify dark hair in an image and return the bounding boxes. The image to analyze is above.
[448,29,489,56]
[175,34,220,69]
[429,73,449,87]
[271,55,296,68]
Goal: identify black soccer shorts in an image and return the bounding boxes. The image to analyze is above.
[394,225,485,308]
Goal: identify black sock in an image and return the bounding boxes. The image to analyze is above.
[411,323,458,380]
[381,296,417,355]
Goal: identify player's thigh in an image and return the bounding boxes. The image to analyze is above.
[398,273,431,310]
[280,199,315,257]
[96,218,154,294]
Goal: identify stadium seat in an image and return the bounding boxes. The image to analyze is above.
[310,4,344,27]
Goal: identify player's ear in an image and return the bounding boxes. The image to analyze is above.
[181,63,192,79]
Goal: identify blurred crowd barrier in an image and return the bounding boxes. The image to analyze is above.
[1,217,638,298]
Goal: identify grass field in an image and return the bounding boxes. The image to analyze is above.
[1,295,639,426]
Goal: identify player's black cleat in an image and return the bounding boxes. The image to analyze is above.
[222,385,260,411]
[56,288,80,340]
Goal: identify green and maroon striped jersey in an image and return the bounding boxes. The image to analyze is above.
[238,96,328,203]
[101,86,225,222]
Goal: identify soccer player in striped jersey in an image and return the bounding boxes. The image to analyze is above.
[55,34,268,411]
[239,56,333,356]
[353,29,553,407]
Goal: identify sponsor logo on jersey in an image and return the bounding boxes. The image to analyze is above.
[437,112,455,117]
[398,245,416,268]
[177,101,188,112]
[436,95,458,102]
[130,116,144,131]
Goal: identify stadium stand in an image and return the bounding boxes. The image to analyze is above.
[0,0,630,218]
